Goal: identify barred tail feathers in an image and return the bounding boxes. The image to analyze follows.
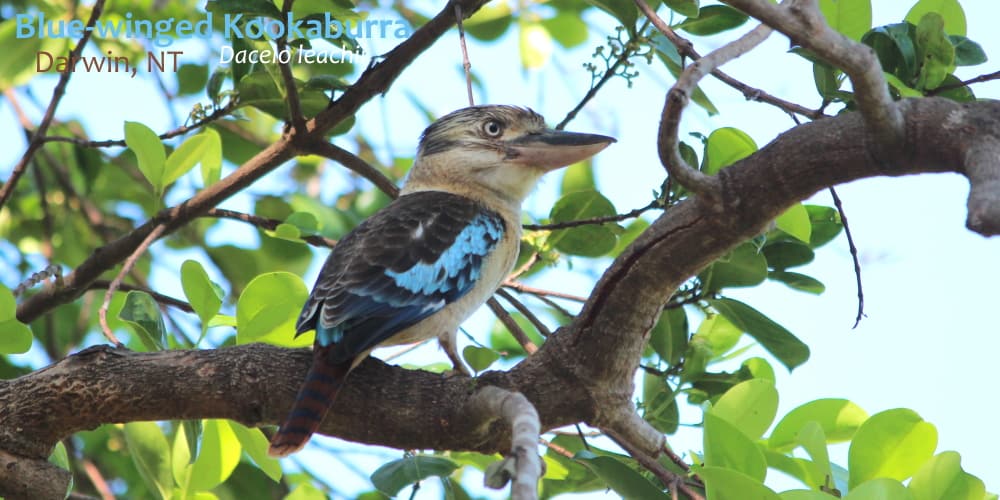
[268,351,351,458]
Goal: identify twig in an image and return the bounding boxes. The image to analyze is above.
[828,187,865,327]
[540,438,575,459]
[496,288,551,337]
[556,22,649,130]
[454,3,475,106]
[928,69,1000,95]
[638,8,823,120]
[0,0,107,211]
[523,202,658,230]
[303,140,400,197]
[205,208,337,248]
[661,441,692,474]
[277,0,306,133]
[605,429,704,500]
[503,281,588,303]
[89,280,193,313]
[98,224,166,346]
[486,298,538,354]
[41,101,239,148]
[722,0,904,159]
[506,252,538,281]
[80,457,115,500]
[645,0,772,199]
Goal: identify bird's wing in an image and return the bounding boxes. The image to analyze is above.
[296,191,505,364]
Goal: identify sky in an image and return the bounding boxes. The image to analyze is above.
[2,0,999,498]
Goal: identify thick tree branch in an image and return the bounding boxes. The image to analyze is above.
[3,99,998,499]
[724,0,905,159]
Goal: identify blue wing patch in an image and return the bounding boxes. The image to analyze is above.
[296,191,505,364]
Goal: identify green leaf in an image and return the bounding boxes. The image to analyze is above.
[548,190,619,257]
[462,345,500,373]
[575,452,670,499]
[586,0,640,29]
[676,6,748,36]
[124,422,174,500]
[818,0,872,41]
[205,0,282,19]
[797,421,832,480]
[908,451,986,500]
[207,67,229,105]
[649,307,688,365]
[948,35,987,66]
[905,0,966,36]
[236,71,331,120]
[0,286,33,354]
[813,62,843,99]
[48,441,73,499]
[914,13,956,91]
[662,0,700,18]
[198,129,223,188]
[229,422,282,482]
[806,205,843,248]
[845,478,913,500]
[780,489,843,499]
[118,291,167,351]
[284,483,327,500]
[648,33,719,115]
[769,398,868,451]
[702,242,768,291]
[561,161,597,194]
[704,127,757,175]
[709,298,810,371]
[642,372,679,434]
[181,260,223,332]
[692,314,743,359]
[763,241,815,270]
[0,19,45,87]
[764,448,828,491]
[541,12,590,48]
[703,413,768,480]
[769,271,826,295]
[188,420,241,491]
[125,121,167,195]
[862,23,918,83]
[776,203,812,243]
[236,272,311,347]
[177,64,209,96]
[464,2,513,41]
[370,456,460,497]
[698,466,781,500]
[710,378,778,440]
[848,408,938,488]
[520,21,553,70]
[885,72,924,97]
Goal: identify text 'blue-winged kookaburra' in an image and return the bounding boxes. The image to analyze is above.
[267,105,615,457]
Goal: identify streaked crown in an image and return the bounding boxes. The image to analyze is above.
[417,105,546,157]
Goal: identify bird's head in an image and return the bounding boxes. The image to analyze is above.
[402,105,615,205]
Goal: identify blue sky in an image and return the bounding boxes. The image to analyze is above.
[2,1,999,497]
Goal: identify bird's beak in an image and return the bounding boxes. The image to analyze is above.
[505,129,616,170]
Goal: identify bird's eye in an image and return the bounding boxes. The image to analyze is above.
[482,120,504,137]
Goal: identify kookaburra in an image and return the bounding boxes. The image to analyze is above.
[268,105,615,457]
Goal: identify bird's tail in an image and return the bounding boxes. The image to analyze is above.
[268,350,351,458]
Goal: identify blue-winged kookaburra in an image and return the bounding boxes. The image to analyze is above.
[267,105,615,457]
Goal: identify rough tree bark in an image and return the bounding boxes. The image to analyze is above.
[2,96,999,499]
